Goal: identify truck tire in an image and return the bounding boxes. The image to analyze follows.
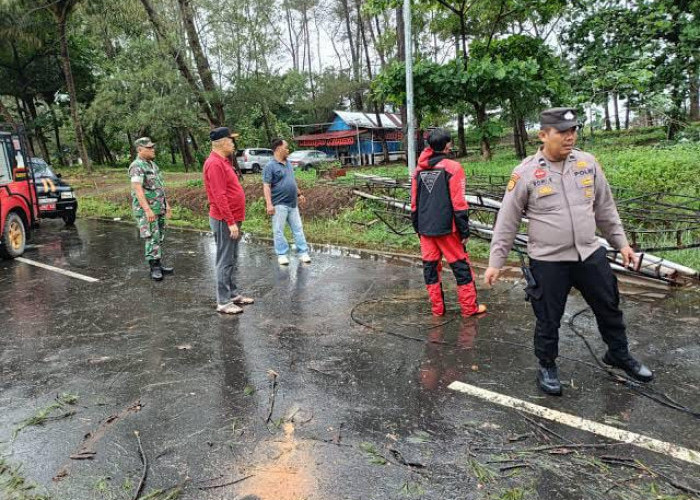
[0,212,26,259]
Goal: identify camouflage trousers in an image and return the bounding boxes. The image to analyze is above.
[136,214,165,262]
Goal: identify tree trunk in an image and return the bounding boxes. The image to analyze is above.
[91,130,103,165]
[511,105,526,160]
[613,91,620,130]
[624,101,630,129]
[14,97,35,157]
[50,106,65,167]
[177,0,225,126]
[301,2,317,115]
[341,0,362,109]
[690,70,699,121]
[97,128,114,165]
[356,0,389,163]
[457,114,466,157]
[170,131,177,165]
[261,102,274,144]
[54,8,91,171]
[475,103,492,160]
[23,97,51,162]
[367,14,386,69]
[604,92,612,131]
[284,1,298,71]
[177,128,194,172]
[188,131,198,152]
[127,131,136,159]
[140,0,217,126]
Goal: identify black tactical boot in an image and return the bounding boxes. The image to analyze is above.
[537,365,562,396]
[149,260,163,281]
[155,259,174,274]
[603,351,653,382]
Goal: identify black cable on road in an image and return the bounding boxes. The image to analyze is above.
[568,307,700,420]
[350,296,700,420]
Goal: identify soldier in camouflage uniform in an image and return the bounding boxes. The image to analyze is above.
[129,137,174,281]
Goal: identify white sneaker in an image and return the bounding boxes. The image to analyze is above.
[216,302,243,314]
[299,253,311,263]
[277,255,290,265]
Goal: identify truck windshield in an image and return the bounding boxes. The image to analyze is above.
[30,159,55,178]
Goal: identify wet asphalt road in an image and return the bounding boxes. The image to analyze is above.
[1,219,699,500]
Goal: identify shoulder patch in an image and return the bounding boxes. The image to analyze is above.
[507,173,520,191]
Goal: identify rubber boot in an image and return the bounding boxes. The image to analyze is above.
[155,259,174,274]
[149,260,163,281]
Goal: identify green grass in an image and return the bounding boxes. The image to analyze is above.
[359,442,388,465]
[0,459,49,500]
[12,393,78,441]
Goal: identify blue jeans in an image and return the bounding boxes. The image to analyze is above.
[272,205,309,256]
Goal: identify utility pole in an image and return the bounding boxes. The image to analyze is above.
[403,0,415,177]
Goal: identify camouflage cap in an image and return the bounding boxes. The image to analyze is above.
[540,108,579,131]
[134,137,155,148]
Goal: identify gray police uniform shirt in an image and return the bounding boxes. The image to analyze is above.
[489,148,629,269]
[262,159,298,208]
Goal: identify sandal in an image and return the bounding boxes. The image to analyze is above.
[216,302,244,314]
[232,295,255,305]
[462,303,488,317]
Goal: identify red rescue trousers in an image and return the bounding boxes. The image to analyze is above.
[420,232,479,316]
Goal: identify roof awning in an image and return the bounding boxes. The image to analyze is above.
[293,129,367,147]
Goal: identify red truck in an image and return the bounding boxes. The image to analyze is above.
[0,126,38,258]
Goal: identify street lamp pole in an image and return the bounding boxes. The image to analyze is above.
[403,0,415,177]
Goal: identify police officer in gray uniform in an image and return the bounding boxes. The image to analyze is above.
[484,107,653,396]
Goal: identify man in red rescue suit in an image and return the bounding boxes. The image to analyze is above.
[411,129,487,317]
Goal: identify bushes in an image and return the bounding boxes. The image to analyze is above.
[595,143,699,195]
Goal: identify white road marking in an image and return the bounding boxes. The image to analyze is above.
[15,257,99,283]
[448,381,700,466]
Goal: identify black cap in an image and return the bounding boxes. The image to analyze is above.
[540,107,579,131]
[209,127,239,141]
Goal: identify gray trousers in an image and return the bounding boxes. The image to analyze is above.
[210,217,240,305]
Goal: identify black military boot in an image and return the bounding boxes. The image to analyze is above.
[602,351,653,382]
[155,259,174,275]
[149,260,163,281]
[537,365,562,396]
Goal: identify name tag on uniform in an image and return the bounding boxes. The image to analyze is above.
[538,185,555,197]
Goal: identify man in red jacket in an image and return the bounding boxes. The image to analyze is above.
[203,127,254,315]
[411,129,486,317]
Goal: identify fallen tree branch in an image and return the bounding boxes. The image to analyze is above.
[132,430,148,500]
[600,457,700,496]
[518,411,576,444]
[266,370,279,424]
[197,474,255,491]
